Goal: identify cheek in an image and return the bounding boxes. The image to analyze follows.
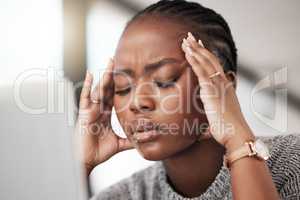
[158,92,181,113]
[113,96,131,132]
[158,74,194,114]
[113,95,131,114]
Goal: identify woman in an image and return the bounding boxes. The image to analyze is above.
[77,0,300,199]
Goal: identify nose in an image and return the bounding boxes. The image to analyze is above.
[129,81,156,114]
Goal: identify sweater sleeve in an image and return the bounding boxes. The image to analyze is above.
[277,134,300,199]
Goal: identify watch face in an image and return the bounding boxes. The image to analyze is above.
[255,139,270,160]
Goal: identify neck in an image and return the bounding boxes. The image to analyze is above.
[162,138,225,198]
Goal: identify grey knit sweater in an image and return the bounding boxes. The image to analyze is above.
[92,134,300,200]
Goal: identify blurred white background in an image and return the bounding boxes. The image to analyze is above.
[0,0,63,85]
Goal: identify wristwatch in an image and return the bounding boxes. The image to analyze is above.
[223,139,270,168]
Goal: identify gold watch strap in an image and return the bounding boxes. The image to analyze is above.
[224,141,256,168]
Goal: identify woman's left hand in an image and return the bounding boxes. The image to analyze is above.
[181,32,255,152]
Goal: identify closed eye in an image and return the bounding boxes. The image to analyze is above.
[115,76,180,96]
[153,77,180,89]
[115,87,131,96]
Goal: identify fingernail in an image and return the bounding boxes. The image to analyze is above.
[188,32,196,41]
[181,42,186,51]
[86,70,91,79]
[198,40,204,48]
[186,46,194,56]
[183,38,190,47]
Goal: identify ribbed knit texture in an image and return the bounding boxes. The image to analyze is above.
[92,134,300,199]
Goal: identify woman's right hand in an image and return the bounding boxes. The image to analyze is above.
[76,58,134,175]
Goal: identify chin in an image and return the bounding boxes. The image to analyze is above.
[135,141,167,161]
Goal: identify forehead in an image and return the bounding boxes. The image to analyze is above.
[114,16,188,67]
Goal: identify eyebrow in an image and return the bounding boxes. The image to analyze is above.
[113,58,181,77]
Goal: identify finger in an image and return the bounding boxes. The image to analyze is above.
[182,41,211,83]
[80,71,93,109]
[195,44,227,81]
[186,33,217,67]
[183,44,226,94]
[91,58,115,104]
[118,138,134,152]
[183,38,208,81]
[81,71,93,99]
[186,32,225,78]
[188,46,217,79]
[186,33,227,80]
[183,43,228,112]
[186,35,223,78]
[186,32,198,49]
[182,42,222,109]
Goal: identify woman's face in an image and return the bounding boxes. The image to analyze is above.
[113,16,208,160]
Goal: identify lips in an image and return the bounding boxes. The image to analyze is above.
[133,119,159,134]
[130,119,162,143]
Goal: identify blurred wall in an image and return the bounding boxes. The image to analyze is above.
[0,0,63,86]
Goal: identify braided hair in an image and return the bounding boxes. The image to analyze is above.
[125,0,237,73]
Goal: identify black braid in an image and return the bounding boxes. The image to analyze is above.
[125,0,237,73]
